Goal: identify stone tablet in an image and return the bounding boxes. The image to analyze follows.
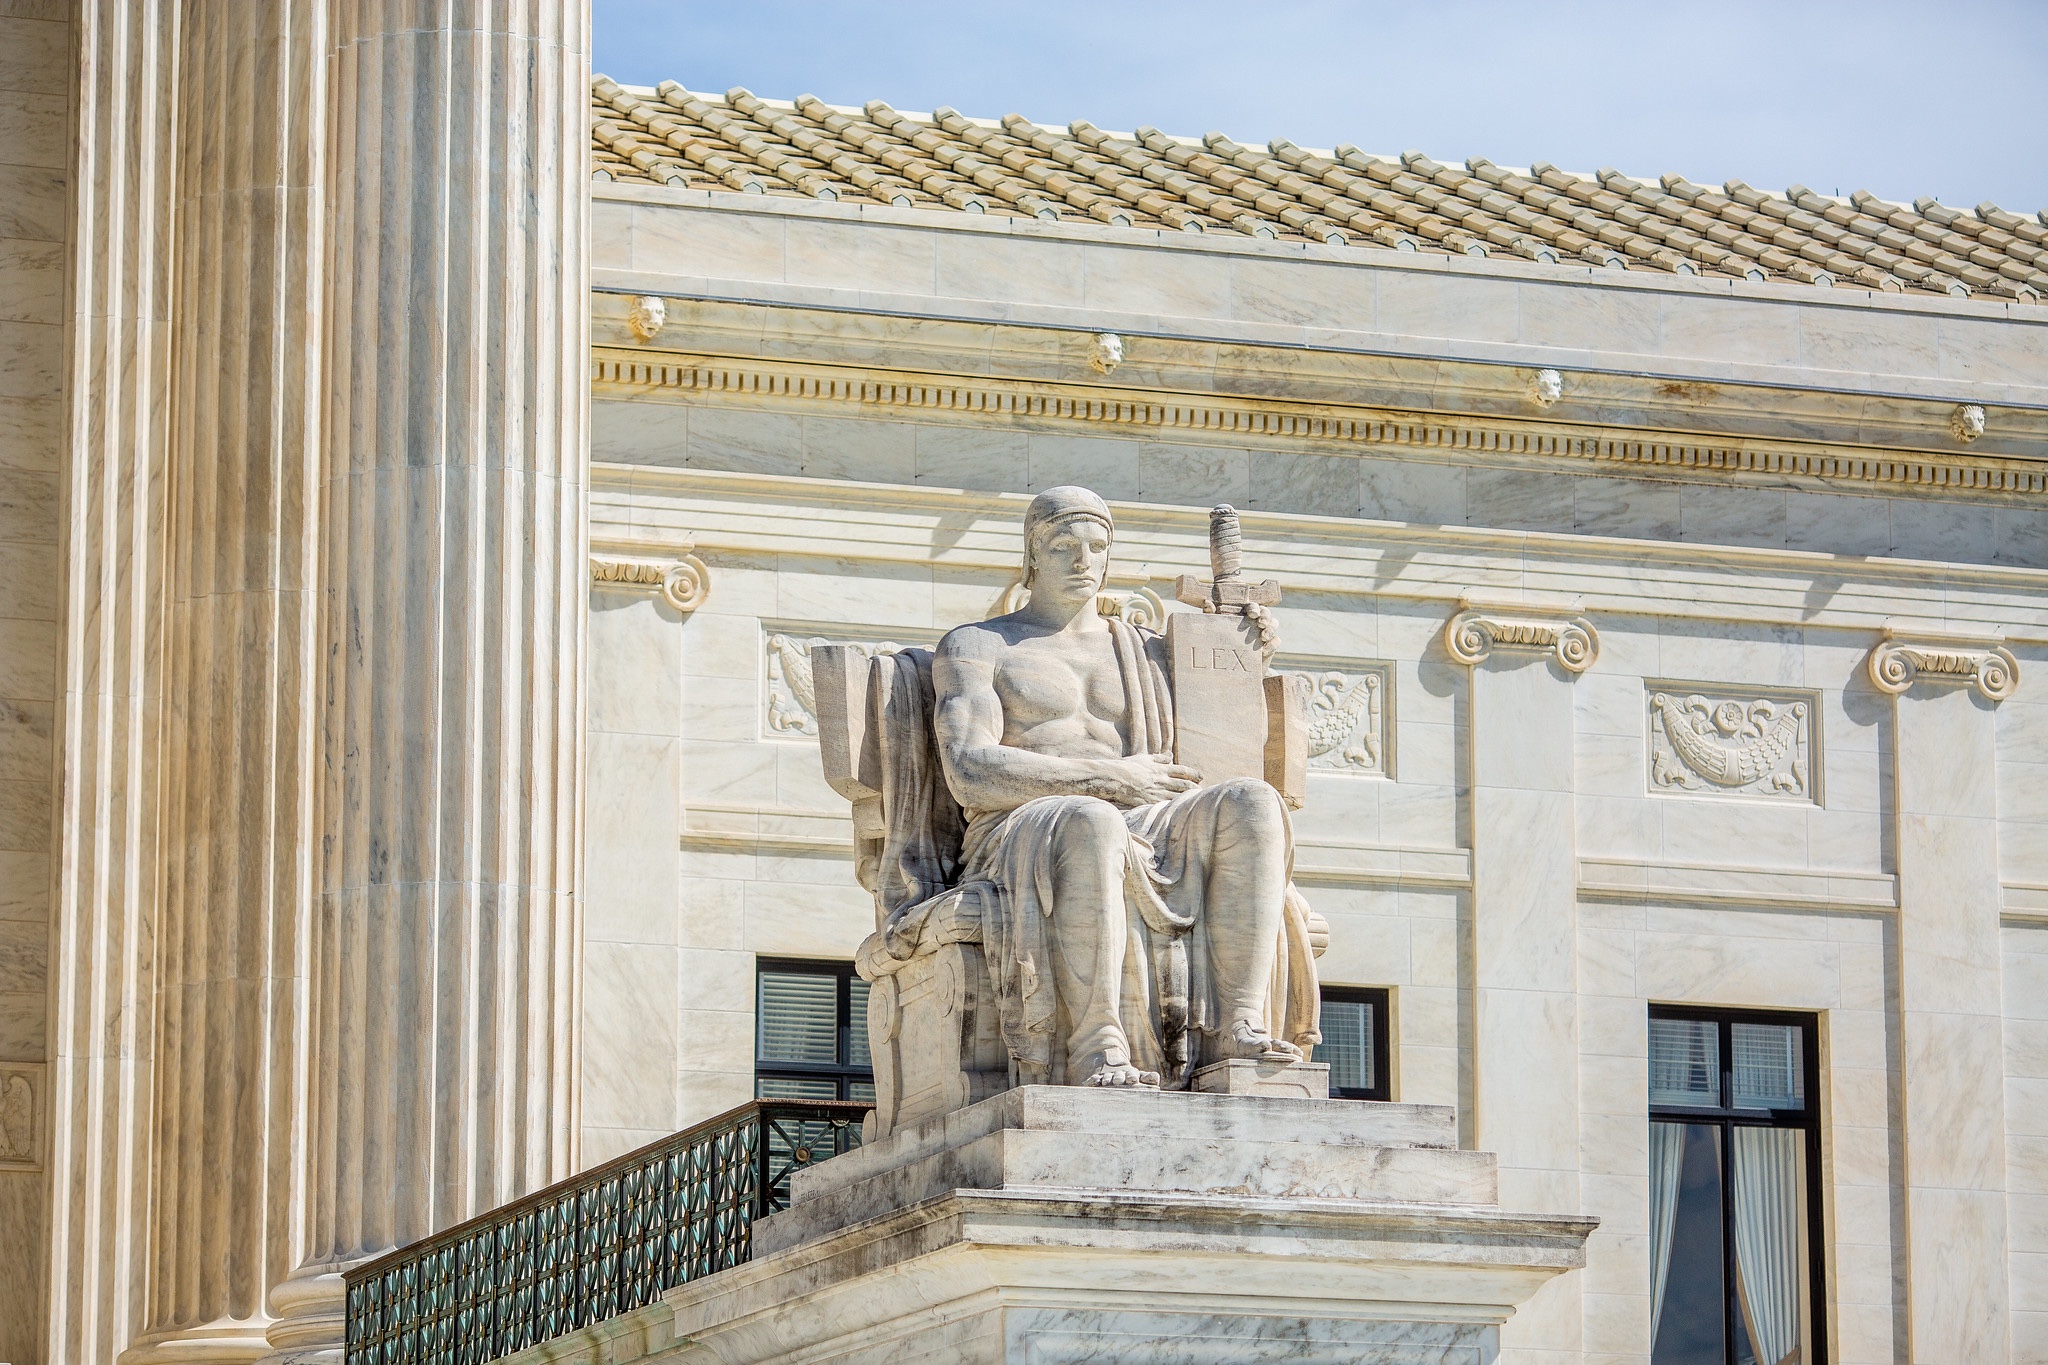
[1263,671,1309,808]
[1168,611,1268,785]
[810,643,877,802]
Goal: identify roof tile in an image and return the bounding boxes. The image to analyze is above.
[590,77,2046,303]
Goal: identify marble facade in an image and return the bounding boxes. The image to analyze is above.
[576,176,2048,1365]
[8,14,2048,1364]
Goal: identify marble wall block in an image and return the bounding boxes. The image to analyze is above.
[2005,924,2048,1357]
[1998,665,2048,887]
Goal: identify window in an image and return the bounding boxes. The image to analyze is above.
[755,960,874,1102]
[1311,987,1391,1100]
[1648,1006,1824,1365]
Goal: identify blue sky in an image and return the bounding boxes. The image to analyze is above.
[592,0,2048,214]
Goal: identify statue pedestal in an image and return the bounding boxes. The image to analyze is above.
[601,1088,1595,1364]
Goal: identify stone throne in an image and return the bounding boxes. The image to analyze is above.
[813,505,1329,1142]
[814,641,1005,1140]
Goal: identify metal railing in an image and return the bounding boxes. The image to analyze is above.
[343,1099,867,1365]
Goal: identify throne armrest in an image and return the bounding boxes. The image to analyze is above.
[855,882,991,981]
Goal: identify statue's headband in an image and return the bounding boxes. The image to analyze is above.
[1022,486,1114,545]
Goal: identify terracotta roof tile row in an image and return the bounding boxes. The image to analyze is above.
[591,76,2048,304]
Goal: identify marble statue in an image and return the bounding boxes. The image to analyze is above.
[934,485,1317,1087]
[821,487,1324,1126]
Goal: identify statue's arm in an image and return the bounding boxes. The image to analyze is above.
[932,627,1193,811]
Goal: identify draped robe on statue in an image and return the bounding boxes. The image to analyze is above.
[928,615,1323,1089]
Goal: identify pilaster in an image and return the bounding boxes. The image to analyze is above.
[1452,594,1597,1365]
[269,3,591,1356]
[1870,626,2016,1363]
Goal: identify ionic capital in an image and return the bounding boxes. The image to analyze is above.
[1867,627,2019,702]
[591,543,709,613]
[1445,595,1598,674]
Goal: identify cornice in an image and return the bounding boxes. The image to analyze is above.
[591,183,2047,330]
[589,465,2048,640]
[591,342,2048,501]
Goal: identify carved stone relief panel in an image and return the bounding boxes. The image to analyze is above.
[1646,684,1818,801]
[764,631,909,738]
[0,1061,42,1171]
[1276,660,1392,777]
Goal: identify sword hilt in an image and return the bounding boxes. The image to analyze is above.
[1209,504,1242,583]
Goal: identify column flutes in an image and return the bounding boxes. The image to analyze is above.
[127,4,327,1361]
[269,2,589,1354]
[44,3,178,1361]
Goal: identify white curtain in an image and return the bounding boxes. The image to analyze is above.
[1648,1121,1686,1345]
[1731,1127,1804,1365]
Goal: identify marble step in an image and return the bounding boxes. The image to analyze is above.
[796,1086,1457,1206]
[769,1087,1483,1256]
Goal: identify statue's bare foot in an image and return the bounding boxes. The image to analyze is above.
[1085,1062,1161,1087]
[1223,1019,1304,1062]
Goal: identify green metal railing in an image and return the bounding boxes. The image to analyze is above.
[343,1099,867,1365]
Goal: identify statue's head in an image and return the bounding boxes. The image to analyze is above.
[1021,485,1114,604]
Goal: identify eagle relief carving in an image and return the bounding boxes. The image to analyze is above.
[1648,688,1813,799]
[1293,668,1387,774]
[765,634,905,736]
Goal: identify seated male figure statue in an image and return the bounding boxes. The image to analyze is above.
[933,485,1318,1090]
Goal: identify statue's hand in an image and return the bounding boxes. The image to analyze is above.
[1104,753,1201,806]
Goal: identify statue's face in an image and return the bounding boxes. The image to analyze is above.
[1027,519,1111,605]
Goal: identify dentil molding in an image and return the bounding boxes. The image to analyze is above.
[592,347,2048,499]
[1867,626,2021,701]
[1445,595,1599,673]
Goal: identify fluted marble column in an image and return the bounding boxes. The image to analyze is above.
[126,5,328,1362]
[268,3,589,1356]
[45,3,178,1362]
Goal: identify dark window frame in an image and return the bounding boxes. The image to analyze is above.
[1647,1003,1826,1365]
[1315,986,1393,1101]
[754,957,875,1102]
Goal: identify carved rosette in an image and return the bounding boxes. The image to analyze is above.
[1868,635,2019,701]
[1445,605,1598,673]
[591,551,710,612]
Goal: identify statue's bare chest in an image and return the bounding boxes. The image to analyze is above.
[991,632,1127,737]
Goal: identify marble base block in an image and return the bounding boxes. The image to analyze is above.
[523,1087,1596,1364]
[1190,1057,1330,1098]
